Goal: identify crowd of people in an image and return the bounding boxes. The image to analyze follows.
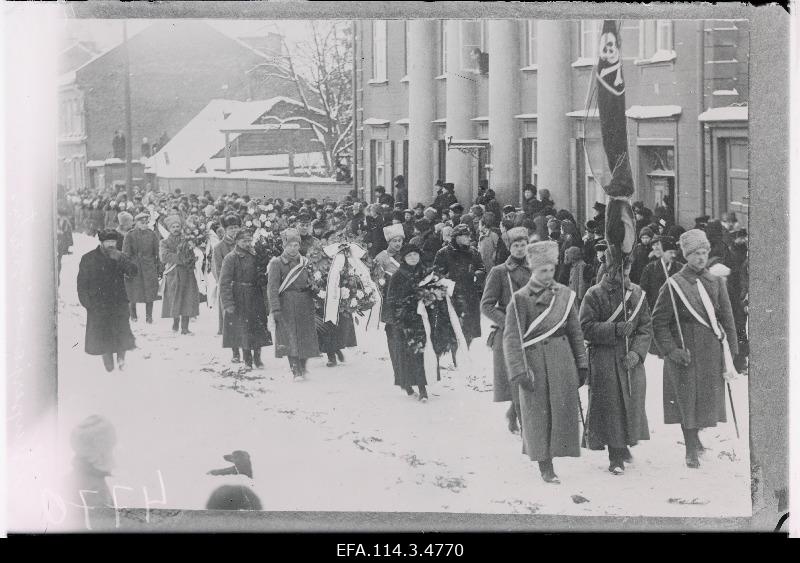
[62,177,749,485]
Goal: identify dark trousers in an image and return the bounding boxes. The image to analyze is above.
[130,302,154,319]
[101,351,126,371]
[172,316,190,331]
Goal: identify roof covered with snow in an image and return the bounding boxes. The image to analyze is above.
[150,98,314,177]
[698,106,748,122]
[625,105,682,120]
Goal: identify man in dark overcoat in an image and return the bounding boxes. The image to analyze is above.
[77,230,138,372]
[122,212,160,323]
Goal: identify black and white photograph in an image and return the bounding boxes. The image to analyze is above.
[2,2,793,538]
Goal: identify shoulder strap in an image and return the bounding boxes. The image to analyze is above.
[523,290,576,348]
[279,256,308,294]
[668,277,711,329]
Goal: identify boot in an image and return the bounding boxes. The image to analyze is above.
[418,385,428,403]
[242,349,253,369]
[253,348,263,369]
[289,357,302,379]
[538,460,560,484]
[622,447,633,464]
[682,427,700,468]
[145,302,154,324]
[335,350,345,363]
[326,353,337,367]
[180,316,192,335]
[129,303,138,322]
[299,358,309,377]
[608,448,626,475]
[102,354,115,373]
[231,349,241,364]
[172,318,180,332]
[506,404,520,434]
[404,386,416,397]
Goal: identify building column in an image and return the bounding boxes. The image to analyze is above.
[536,20,572,209]
[445,20,476,205]
[488,20,520,207]
[407,20,437,207]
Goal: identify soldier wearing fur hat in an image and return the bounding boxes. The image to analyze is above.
[266,229,320,379]
[77,230,139,372]
[159,214,201,335]
[480,227,532,434]
[434,224,486,347]
[122,212,160,323]
[503,240,588,484]
[579,251,653,475]
[651,229,739,469]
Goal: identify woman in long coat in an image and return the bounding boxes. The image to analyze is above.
[122,212,160,323]
[579,256,653,474]
[385,242,429,401]
[219,229,271,369]
[159,215,200,334]
[503,240,588,484]
[266,229,320,378]
[433,224,486,347]
[479,227,531,433]
[651,229,738,468]
[77,230,138,372]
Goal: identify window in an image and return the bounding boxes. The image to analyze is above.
[371,139,386,189]
[372,20,387,82]
[526,20,537,66]
[619,20,641,60]
[460,20,482,72]
[639,145,676,217]
[640,19,674,60]
[440,21,447,74]
[580,20,602,59]
[522,138,538,187]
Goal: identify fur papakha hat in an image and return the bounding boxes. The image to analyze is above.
[506,226,529,245]
[383,223,405,242]
[526,240,559,270]
[679,229,711,257]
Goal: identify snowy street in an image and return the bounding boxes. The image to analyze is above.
[57,233,751,518]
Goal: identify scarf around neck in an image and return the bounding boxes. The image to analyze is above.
[527,275,554,293]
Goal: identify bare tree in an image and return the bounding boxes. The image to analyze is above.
[250,21,353,178]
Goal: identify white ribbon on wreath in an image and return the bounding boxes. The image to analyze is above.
[323,241,382,330]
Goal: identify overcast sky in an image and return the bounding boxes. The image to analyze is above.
[62,19,318,52]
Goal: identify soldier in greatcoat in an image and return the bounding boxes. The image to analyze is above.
[122,212,160,323]
[503,241,588,484]
[580,252,653,475]
[479,227,531,434]
[651,229,738,468]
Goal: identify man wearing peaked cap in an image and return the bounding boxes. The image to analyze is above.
[123,210,160,324]
[639,234,681,310]
[502,239,588,484]
[212,215,243,345]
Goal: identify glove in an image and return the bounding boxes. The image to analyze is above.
[667,348,691,367]
[623,351,640,371]
[515,374,535,392]
[578,368,588,388]
[723,370,738,383]
[616,321,635,338]
[272,311,284,325]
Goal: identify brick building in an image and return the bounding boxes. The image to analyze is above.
[57,21,298,192]
[353,19,749,227]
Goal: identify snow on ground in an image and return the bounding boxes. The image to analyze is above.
[56,233,751,518]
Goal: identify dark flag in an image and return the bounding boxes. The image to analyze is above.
[595,20,636,259]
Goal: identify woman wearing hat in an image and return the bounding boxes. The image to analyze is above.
[121,212,160,323]
[219,229,271,370]
[480,227,532,434]
[77,230,139,372]
[159,215,200,334]
[629,226,655,284]
[503,240,588,484]
[385,242,429,401]
[579,252,653,475]
[433,224,486,348]
[374,224,407,384]
[266,229,320,379]
[651,229,739,468]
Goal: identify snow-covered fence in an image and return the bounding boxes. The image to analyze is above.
[155,173,353,200]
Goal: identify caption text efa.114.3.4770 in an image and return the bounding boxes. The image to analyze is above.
[336,544,464,557]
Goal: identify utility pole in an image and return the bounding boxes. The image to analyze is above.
[123,20,134,198]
